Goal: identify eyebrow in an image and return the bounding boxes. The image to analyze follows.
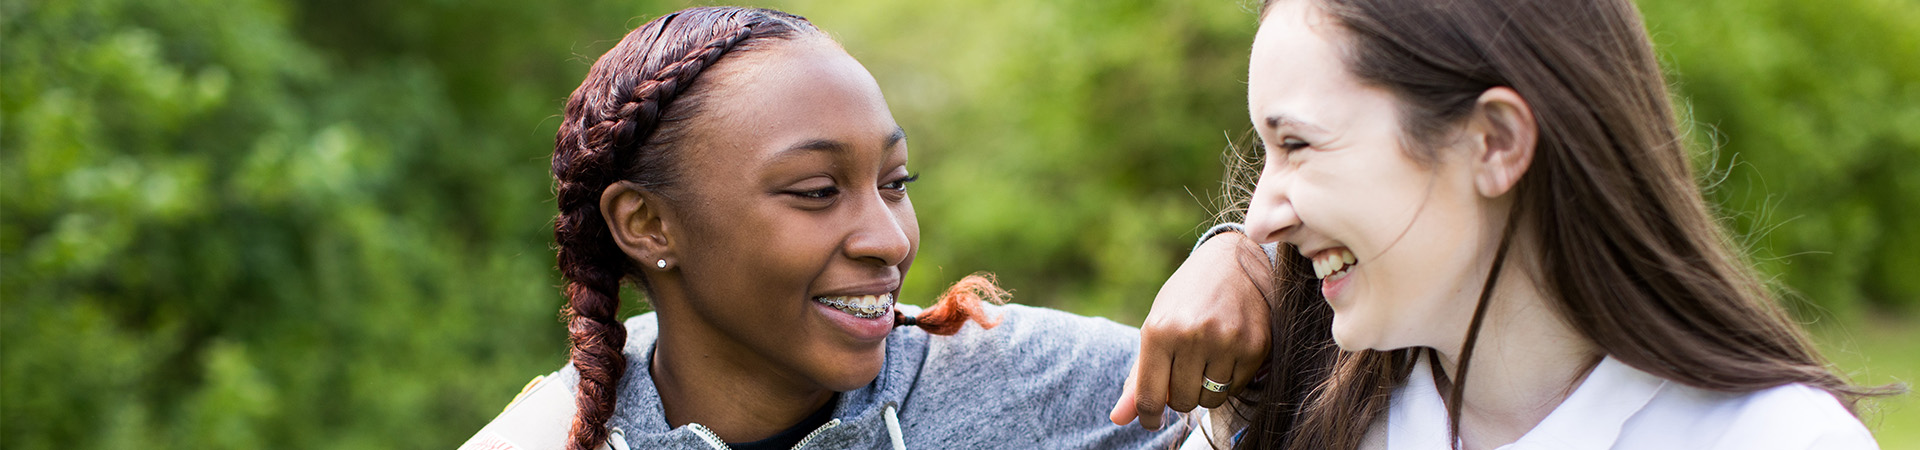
[883,127,907,149]
[776,126,909,156]
[1265,114,1329,134]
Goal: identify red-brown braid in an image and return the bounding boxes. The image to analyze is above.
[896,272,1012,336]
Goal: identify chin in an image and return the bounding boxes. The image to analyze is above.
[816,347,888,392]
[1327,313,1374,352]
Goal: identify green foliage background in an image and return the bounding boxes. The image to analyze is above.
[2,0,1914,447]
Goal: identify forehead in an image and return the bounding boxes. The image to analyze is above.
[685,38,899,161]
[1247,2,1375,127]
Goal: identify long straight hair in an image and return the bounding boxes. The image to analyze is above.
[1229,1,1891,449]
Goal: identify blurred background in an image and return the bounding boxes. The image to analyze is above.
[3,0,1915,447]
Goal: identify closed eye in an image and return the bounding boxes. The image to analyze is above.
[1279,136,1310,153]
[791,186,840,199]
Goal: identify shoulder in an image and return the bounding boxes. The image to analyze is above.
[457,314,665,450]
[1714,383,1878,449]
[1623,382,1877,450]
[905,303,1178,448]
[920,303,1141,383]
[457,370,581,450]
[932,303,1140,358]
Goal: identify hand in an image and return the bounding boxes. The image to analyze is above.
[1110,231,1274,430]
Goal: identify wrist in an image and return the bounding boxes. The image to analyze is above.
[1195,223,1276,266]
[1194,223,1250,254]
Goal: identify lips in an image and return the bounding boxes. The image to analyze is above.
[813,293,895,319]
[811,290,897,342]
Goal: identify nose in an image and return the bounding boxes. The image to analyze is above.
[843,191,913,267]
[1242,176,1299,245]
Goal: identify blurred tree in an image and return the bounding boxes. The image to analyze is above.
[2,0,664,447]
[1640,0,1920,318]
[789,0,1261,320]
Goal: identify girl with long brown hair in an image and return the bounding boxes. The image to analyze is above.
[456,6,1265,450]
[1118,0,1893,448]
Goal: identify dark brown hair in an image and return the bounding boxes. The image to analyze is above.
[551,7,1001,450]
[1227,1,1894,449]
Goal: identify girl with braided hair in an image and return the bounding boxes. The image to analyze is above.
[459,6,1270,450]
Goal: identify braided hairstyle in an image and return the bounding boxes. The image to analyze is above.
[552,7,1003,450]
[552,7,813,450]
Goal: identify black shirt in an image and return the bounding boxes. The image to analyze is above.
[726,393,840,450]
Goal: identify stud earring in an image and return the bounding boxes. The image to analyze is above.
[656,259,667,269]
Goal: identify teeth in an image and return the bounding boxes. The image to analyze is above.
[814,293,896,318]
[1311,248,1357,280]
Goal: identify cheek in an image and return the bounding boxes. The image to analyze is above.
[1287,159,1379,236]
[1303,152,1462,347]
[1351,179,1489,346]
[1305,146,1442,261]
[678,199,826,322]
[896,199,919,267]
[897,198,919,246]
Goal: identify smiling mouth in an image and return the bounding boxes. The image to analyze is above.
[1312,248,1358,281]
[813,293,896,319]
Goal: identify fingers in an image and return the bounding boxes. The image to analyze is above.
[1197,359,1236,409]
[1109,359,1141,426]
[1128,333,1174,430]
[1229,350,1262,398]
[1118,231,1277,430]
[1167,351,1207,415]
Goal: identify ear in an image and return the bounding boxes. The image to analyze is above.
[600,181,675,270]
[1467,87,1538,198]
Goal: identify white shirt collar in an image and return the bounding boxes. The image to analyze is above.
[1387,354,1668,450]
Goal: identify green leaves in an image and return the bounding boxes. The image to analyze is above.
[1643,0,1920,316]
[3,0,580,447]
[793,0,1259,320]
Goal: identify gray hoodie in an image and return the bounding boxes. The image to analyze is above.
[470,303,1185,450]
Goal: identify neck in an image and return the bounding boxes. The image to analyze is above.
[1431,262,1602,450]
[649,297,834,443]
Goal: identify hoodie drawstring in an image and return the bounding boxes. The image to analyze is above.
[884,403,907,450]
[660,409,895,450]
[687,423,730,450]
[607,427,631,450]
